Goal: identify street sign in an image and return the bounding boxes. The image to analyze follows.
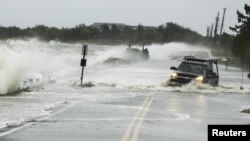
[80,44,88,86]
[80,59,86,67]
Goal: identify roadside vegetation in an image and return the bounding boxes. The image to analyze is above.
[241,109,250,114]
[0,22,204,44]
[230,4,250,67]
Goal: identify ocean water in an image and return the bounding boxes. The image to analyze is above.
[0,38,249,131]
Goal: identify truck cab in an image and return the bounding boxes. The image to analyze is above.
[168,56,219,86]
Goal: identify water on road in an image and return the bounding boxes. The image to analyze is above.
[0,39,249,140]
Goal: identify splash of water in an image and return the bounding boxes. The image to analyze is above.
[0,39,249,95]
[0,38,83,95]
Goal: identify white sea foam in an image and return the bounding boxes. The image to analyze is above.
[0,39,249,134]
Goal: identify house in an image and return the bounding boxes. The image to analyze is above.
[93,22,127,31]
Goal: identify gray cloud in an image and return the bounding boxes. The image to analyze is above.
[0,0,248,35]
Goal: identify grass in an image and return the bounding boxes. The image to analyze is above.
[241,109,250,114]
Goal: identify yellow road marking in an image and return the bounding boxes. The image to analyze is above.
[121,97,150,141]
[130,97,154,141]
[121,96,154,141]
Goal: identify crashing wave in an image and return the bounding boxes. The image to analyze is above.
[103,57,129,65]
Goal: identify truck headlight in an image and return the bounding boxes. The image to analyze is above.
[171,72,177,79]
[195,76,204,82]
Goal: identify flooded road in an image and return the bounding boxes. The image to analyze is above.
[0,39,250,140]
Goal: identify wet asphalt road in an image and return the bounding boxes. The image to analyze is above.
[1,92,250,141]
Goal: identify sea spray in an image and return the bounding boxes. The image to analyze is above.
[0,39,82,95]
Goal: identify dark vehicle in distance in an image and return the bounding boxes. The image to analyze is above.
[168,56,219,86]
[126,43,149,60]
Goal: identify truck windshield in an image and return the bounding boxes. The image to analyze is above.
[178,62,207,75]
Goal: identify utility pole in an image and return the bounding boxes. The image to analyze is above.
[240,47,244,90]
[220,8,226,36]
[214,12,220,38]
[220,8,226,53]
[80,45,88,86]
[210,24,214,38]
[248,47,250,79]
[206,26,210,37]
[240,57,244,90]
[219,8,227,70]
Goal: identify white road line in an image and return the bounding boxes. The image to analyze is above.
[0,102,75,137]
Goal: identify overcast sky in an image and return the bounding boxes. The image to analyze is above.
[0,0,249,35]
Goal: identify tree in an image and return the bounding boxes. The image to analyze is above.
[100,24,110,38]
[230,4,250,33]
[136,24,145,41]
[111,24,118,33]
[0,22,203,44]
[230,4,250,56]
